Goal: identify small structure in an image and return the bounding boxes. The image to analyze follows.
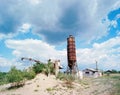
[83,68,102,78]
[53,60,63,76]
[49,59,63,76]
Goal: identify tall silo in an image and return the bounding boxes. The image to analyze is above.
[67,35,77,73]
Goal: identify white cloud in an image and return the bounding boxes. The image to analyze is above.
[1,0,120,71]
[18,23,31,33]
[110,20,117,28]
[0,33,16,40]
[0,0,120,44]
[116,14,120,19]
[0,33,6,40]
[77,36,120,70]
[0,57,12,67]
[117,31,120,36]
[0,57,23,69]
[93,36,120,49]
[5,39,67,64]
[29,0,42,5]
[4,36,120,70]
[112,1,120,10]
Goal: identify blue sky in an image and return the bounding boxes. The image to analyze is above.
[0,0,120,72]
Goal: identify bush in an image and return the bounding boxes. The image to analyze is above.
[33,61,55,76]
[23,69,36,80]
[0,72,8,85]
[6,66,24,83]
[47,61,55,74]
[33,62,46,74]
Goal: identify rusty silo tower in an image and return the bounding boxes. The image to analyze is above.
[67,35,77,73]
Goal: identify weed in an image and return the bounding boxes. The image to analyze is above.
[46,87,54,92]
[37,84,39,87]
[64,81,74,89]
[34,89,38,92]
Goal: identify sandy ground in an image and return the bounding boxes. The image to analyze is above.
[0,74,114,95]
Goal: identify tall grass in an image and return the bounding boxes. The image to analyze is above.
[101,74,120,95]
[56,72,75,88]
[110,74,120,95]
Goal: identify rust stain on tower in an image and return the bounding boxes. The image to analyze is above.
[67,35,77,73]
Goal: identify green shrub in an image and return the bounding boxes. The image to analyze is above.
[43,65,51,76]
[57,72,75,81]
[33,61,55,76]
[56,72,75,88]
[56,72,66,80]
[0,72,8,85]
[6,66,24,83]
[47,61,55,74]
[46,87,54,91]
[23,69,36,80]
[33,63,46,74]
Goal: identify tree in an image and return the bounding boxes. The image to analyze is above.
[111,69,118,73]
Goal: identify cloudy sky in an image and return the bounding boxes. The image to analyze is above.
[0,0,120,72]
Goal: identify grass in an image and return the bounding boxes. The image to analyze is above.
[109,74,120,95]
[46,87,55,92]
[37,84,40,87]
[34,89,38,92]
[64,81,74,89]
[75,74,120,95]
[56,72,75,89]
[92,74,120,95]
[1,72,120,95]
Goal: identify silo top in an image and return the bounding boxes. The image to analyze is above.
[67,35,75,42]
[69,35,74,38]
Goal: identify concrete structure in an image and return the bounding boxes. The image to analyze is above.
[76,70,83,79]
[67,35,77,73]
[49,59,63,76]
[54,60,61,76]
[83,68,102,78]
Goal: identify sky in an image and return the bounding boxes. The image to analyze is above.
[0,0,120,72]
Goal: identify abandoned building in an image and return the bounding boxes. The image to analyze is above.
[83,68,102,78]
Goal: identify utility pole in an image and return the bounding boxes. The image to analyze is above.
[95,60,98,71]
